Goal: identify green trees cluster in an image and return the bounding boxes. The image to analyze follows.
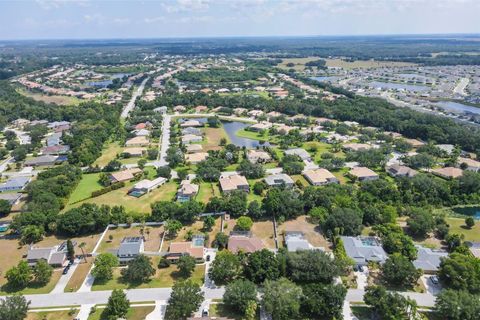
[5,260,53,290]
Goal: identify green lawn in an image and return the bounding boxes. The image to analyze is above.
[446,217,480,241]
[235,128,274,143]
[68,173,103,204]
[92,264,205,291]
[93,141,123,167]
[88,306,154,320]
[209,303,245,320]
[27,309,79,320]
[197,182,221,203]
[0,270,62,295]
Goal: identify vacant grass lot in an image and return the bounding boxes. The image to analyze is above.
[324,58,416,69]
[446,217,480,241]
[277,57,320,71]
[88,306,154,320]
[91,263,205,291]
[210,303,245,320]
[66,181,178,214]
[17,88,81,105]
[197,182,221,203]
[202,126,230,151]
[93,141,123,167]
[27,309,79,320]
[251,220,276,249]
[68,173,103,204]
[277,215,330,250]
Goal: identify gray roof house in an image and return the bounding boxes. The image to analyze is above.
[117,237,144,264]
[0,192,22,204]
[264,173,294,188]
[341,236,388,266]
[284,148,311,161]
[413,245,448,273]
[284,231,324,252]
[24,155,59,167]
[182,127,202,136]
[47,132,62,147]
[26,245,67,267]
[0,177,30,192]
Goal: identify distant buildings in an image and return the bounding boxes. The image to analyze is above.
[125,136,149,147]
[457,157,480,172]
[284,148,311,161]
[24,155,59,167]
[185,152,208,164]
[247,149,271,164]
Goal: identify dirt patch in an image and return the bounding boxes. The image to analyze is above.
[277,215,331,251]
[97,226,164,254]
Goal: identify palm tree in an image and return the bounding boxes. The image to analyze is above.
[145,228,151,240]
[79,242,87,263]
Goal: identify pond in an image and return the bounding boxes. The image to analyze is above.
[452,206,480,220]
[435,101,480,116]
[221,121,271,148]
[87,73,130,88]
[368,81,429,92]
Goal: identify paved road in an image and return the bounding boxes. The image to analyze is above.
[157,114,171,167]
[346,289,436,307]
[121,77,149,119]
[0,157,13,173]
[454,77,469,96]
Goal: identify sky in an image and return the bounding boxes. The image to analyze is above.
[0,0,479,40]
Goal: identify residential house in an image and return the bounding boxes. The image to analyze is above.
[413,245,448,273]
[110,168,142,183]
[133,129,150,137]
[341,236,388,266]
[468,242,480,258]
[26,244,68,267]
[457,157,480,172]
[41,145,70,155]
[285,231,324,252]
[125,136,149,147]
[117,237,144,265]
[303,168,338,186]
[173,105,186,112]
[195,105,208,113]
[177,180,199,202]
[403,138,425,148]
[343,143,372,152]
[284,148,311,161]
[233,108,248,116]
[348,167,379,182]
[431,167,463,179]
[228,234,264,254]
[182,127,202,136]
[122,148,146,157]
[186,144,203,153]
[249,122,272,132]
[247,149,271,164]
[129,177,167,197]
[0,177,30,192]
[166,240,205,263]
[386,164,418,178]
[153,106,168,114]
[24,155,59,167]
[182,134,202,144]
[0,192,22,205]
[247,110,264,118]
[46,132,62,147]
[185,152,209,164]
[436,144,455,155]
[180,120,203,128]
[264,173,294,188]
[219,174,249,193]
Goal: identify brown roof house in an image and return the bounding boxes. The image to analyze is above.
[110,168,142,183]
[219,174,249,193]
[457,157,480,172]
[247,149,271,164]
[348,167,379,182]
[431,167,463,179]
[185,152,209,164]
[166,237,205,262]
[303,168,339,186]
[386,164,418,178]
[177,180,199,202]
[228,233,264,254]
[125,136,149,147]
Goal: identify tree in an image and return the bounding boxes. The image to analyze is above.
[213,232,229,250]
[0,295,30,320]
[322,207,363,237]
[286,250,340,284]
[236,216,253,231]
[147,148,158,160]
[203,215,215,231]
[79,242,88,263]
[262,188,304,221]
[208,116,221,128]
[364,285,418,320]
[382,254,422,287]
[66,239,75,262]
[247,200,264,219]
[102,289,130,320]
[19,225,45,245]
[0,199,12,216]
[165,280,204,320]
[262,278,303,320]
[223,279,257,315]
[379,228,418,261]
[238,159,265,179]
[244,300,257,320]
[98,172,111,187]
[208,250,242,285]
[177,255,196,278]
[434,289,480,320]
[92,253,119,282]
[32,260,53,286]
[137,158,147,169]
[438,252,480,293]
[465,216,475,229]
[165,219,182,236]
[5,261,32,289]
[245,249,280,284]
[301,283,347,320]
[121,255,155,283]
[156,166,172,179]
[12,147,27,162]
[407,208,435,238]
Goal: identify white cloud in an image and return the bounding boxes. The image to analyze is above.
[162,0,210,13]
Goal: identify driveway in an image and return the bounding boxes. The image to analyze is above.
[145,300,166,320]
[421,275,442,295]
[354,266,368,290]
[51,260,79,293]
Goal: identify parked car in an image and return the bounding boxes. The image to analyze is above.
[202,308,209,317]
[430,276,439,285]
[62,266,70,275]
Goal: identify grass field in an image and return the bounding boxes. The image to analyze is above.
[446,217,480,241]
[68,173,103,204]
[202,126,230,151]
[88,306,154,320]
[64,260,93,292]
[277,215,330,250]
[66,180,179,214]
[17,88,81,105]
[251,220,276,249]
[209,303,244,320]
[277,57,320,71]
[235,128,275,143]
[27,309,79,320]
[93,141,123,167]
[324,58,416,69]
[197,182,221,203]
[91,263,205,291]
